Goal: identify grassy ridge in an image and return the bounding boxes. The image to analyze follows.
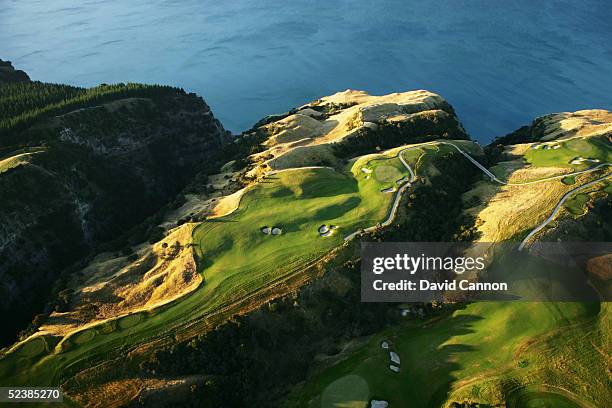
[0,145,436,389]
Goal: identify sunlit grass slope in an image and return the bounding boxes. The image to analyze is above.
[524,136,611,168]
[0,145,431,388]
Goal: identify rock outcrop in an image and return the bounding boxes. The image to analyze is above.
[0,59,30,83]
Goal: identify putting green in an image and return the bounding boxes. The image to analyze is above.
[321,375,369,408]
[564,193,589,215]
[373,164,403,183]
[16,337,46,358]
[561,176,576,185]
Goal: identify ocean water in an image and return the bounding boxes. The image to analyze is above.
[1,0,611,141]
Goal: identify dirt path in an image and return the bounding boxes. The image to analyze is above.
[343,146,418,241]
[342,140,610,248]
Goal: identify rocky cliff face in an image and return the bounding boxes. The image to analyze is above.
[0,74,229,345]
[0,59,30,83]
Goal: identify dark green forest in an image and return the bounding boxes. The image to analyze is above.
[0,81,178,144]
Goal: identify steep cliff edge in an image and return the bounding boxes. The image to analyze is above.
[0,63,230,345]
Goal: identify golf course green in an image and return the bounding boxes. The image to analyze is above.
[524,136,611,168]
[287,302,606,408]
[0,143,438,389]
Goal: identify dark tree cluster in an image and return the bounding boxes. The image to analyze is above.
[0,82,179,144]
[333,115,468,159]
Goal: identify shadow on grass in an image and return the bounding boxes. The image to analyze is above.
[415,314,482,407]
[315,311,483,408]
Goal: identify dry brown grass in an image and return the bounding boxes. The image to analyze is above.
[208,186,249,218]
[68,372,205,407]
[250,89,450,175]
[507,164,570,183]
[0,151,43,173]
[266,144,338,171]
[538,109,612,141]
[40,224,202,337]
[587,254,612,281]
[465,177,572,242]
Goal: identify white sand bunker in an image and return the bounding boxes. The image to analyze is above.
[261,226,282,235]
[389,350,401,373]
[361,167,373,174]
[532,143,561,150]
[318,224,338,237]
[381,186,396,193]
[570,157,601,164]
[390,351,400,365]
[370,400,389,408]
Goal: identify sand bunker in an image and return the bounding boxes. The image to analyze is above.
[261,226,282,235]
[570,157,601,165]
[318,224,338,237]
[388,350,401,373]
[390,351,401,365]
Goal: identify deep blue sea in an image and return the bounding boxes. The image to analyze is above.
[1,0,611,141]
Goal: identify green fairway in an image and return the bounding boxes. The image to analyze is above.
[191,165,399,311]
[0,142,443,389]
[288,302,605,407]
[524,136,611,168]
